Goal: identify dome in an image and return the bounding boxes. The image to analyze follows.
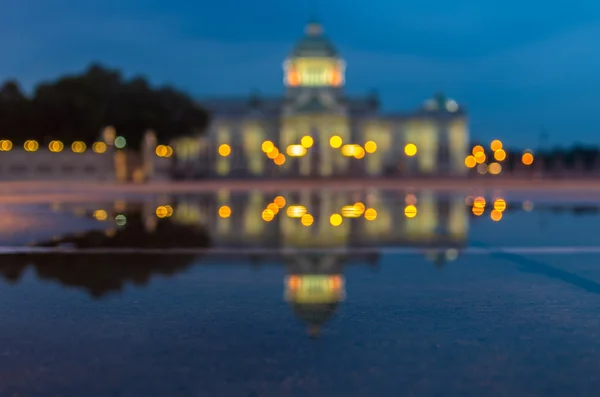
[290,21,338,58]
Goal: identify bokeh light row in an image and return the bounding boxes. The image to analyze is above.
[0,139,121,153]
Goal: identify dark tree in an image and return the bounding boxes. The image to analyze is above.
[0,63,210,149]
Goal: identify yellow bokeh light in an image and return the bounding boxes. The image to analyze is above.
[522,152,534,165]
[474,151,486,163]
[330,213,343,226]
[267,147,279,159]
[164,146,173,158]
[155,145,167,157]
[404,205,417,218]
[164,205,174,217]
[156,205,168,218]
[472,206,484,216]
[472,145,484,155]
[353,202,366,215]
[274,196,286,208]
[301,214,314,226]
[71,141,86,153]
[93,141,107,154]
[488,162,502,175]
[354,146,365,159]
[494,149,506,161]
[491,210,503,221]
[341,144,358,157]
[93,209,108,221]
[262,209,275,222]
[464,155,476,168]
[300,136,313,148]
[364,141,377,153]
[341,205,362,218]
[218,144,231,157]
[262,140,274,153]
[287,205,307,218]
[218,205,231,218]
[286,144,307,157]
[473,196,486,208]
[274,153,286,165]
[364,208,377,221]
[24,140,39,152]
[490,140,503,152]
[494,198,507,212]
[49,140,64,153]
[267,202,279,214]
[404,143,417,156]
[0,140,12,151]
[330,135,342,148]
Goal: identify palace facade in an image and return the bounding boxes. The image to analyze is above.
[173,21,469,178]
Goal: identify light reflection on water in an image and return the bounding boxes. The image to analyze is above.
[3,190,600,395]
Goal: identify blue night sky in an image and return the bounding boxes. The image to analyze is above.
[2,0,600,148]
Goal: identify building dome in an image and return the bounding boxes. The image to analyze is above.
[290,21,338,58]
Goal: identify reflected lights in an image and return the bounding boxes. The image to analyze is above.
[354,202,366,214]
[329,135,343,148]
[301,214,314,226]
[274,153,286,165]
[490,210,503,221]
[274,196,286,208]
[364,208,377,221]
[404,205,417,218]
[262,209,275,222]
[262,140,274,153]
[286,144,307,157]
[93,209,108,221]
[218,205,231,218]
[364,141,377,153]
[493,198,506,212]
[287,205,307,218]
[473,196,486,208]
[330,213,343,226]
[341,144,359,157]
[218,144,231,157]
[300,136,313,148]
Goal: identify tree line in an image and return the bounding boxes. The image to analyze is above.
[0,63,210,150]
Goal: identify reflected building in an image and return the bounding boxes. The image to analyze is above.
[284,252,378,337]
[173,190,469,251]
[173,21,469,178]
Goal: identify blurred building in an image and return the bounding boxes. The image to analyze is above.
[173,21,469,178]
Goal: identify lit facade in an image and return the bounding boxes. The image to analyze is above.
[174,21,469,178]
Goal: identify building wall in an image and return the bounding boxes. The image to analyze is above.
[180,112,469,178]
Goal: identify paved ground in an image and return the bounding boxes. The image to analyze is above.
[0,178,600,203]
